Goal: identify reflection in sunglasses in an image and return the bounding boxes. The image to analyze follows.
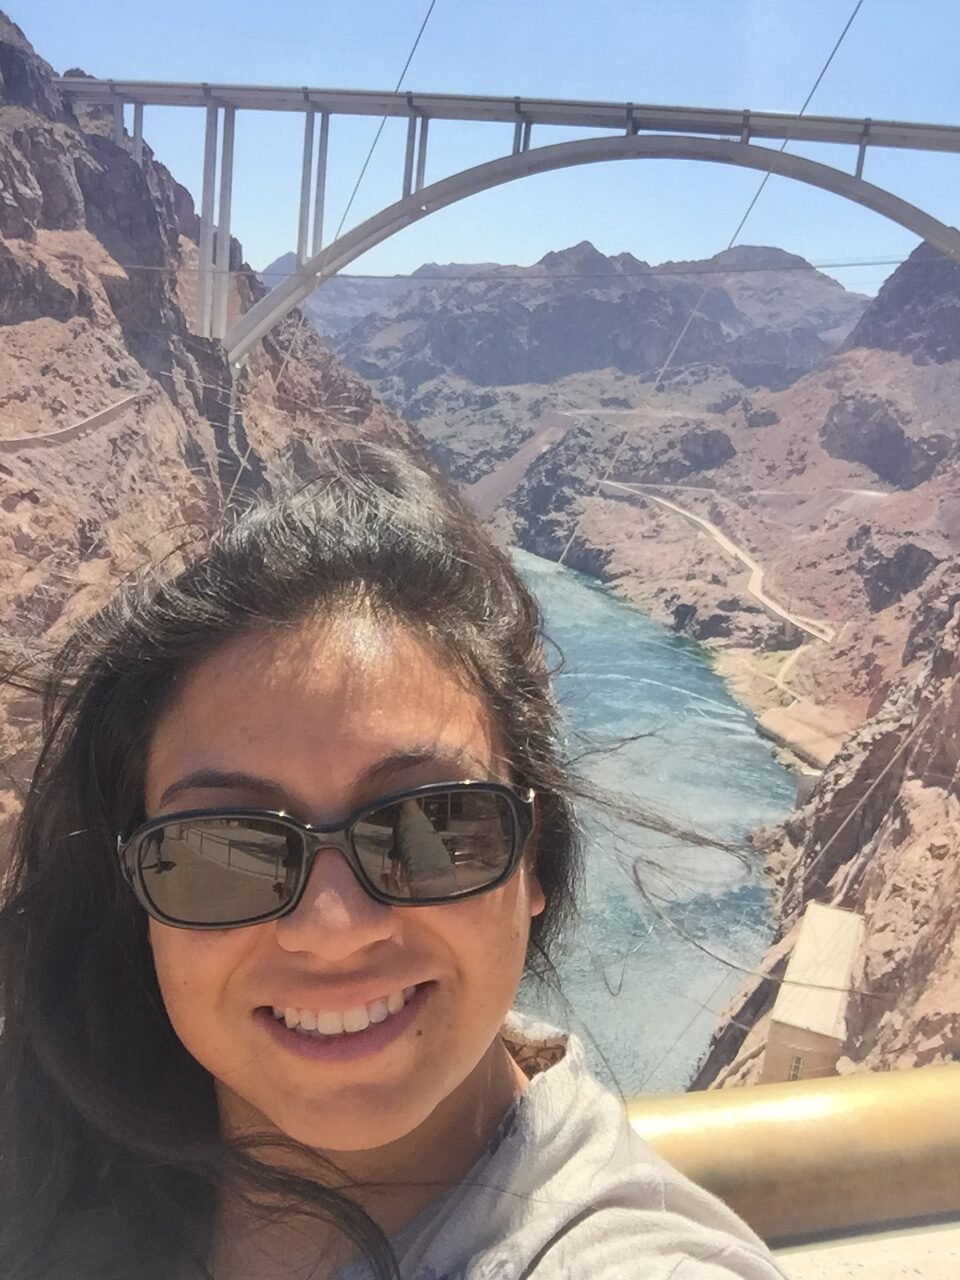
[394,799,459,893]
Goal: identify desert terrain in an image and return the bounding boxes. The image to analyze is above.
[4,7,960,1082]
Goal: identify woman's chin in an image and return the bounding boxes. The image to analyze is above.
[269,1091,434,1156]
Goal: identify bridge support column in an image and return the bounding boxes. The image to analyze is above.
[132,103,144,166]
[297,108,316,263]
[402,114,417,198]
[311,111,330,255]
[112,100,124,146]
[512,97,524,154]
[856,120,871,179]
[521,120,532,152]
[198,102,219,339]
[213,106,236,340]
[415,116,429,191]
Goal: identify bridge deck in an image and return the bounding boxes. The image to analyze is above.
[55,80,960,153]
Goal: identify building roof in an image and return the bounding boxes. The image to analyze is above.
[771,901,865,1041]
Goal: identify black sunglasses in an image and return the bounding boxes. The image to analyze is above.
[117,781,536,930]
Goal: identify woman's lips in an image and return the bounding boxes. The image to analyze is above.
[255,982,432,1064]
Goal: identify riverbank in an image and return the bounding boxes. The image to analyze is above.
[587,484,853,772]
[711,645,857,771]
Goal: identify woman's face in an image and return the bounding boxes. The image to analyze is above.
[144,618,544,1153]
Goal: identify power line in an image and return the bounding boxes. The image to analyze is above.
[67,254,911,282]
[330,0,438,246]
[267,0,439,409]
[258,256,908,284]
[724,0,866,255]
[555,0,865,565]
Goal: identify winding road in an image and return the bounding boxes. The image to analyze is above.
[601,480,835,645]
[0,393,145,454]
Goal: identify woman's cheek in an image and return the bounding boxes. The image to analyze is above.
[148,923,245,1033]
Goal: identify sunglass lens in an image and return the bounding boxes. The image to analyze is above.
[133,818,300,925]
[352,790,516,900]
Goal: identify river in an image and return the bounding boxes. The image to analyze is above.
[514,548,795,1094]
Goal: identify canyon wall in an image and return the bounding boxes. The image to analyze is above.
[0,13,418,821]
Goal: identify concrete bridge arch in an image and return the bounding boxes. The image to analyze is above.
[226,133,960,364]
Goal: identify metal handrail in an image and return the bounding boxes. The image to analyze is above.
[627,1063,960,1243]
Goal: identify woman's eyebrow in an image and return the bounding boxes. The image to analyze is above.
[156,749,487,808]
[157,769,286,807]
[356,747,485,789]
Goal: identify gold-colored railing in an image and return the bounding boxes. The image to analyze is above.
[627,1063,960,1243]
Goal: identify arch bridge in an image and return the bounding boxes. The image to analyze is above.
[56,79,960,363]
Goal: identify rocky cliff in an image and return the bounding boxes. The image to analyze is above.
[693,570,960,1085]
[688,244,960,1082]
[0,13,416,821]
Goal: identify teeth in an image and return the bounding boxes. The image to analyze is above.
[367,998,389,1024]
[342,1006,370,1033]
[386,990,404,1015]
[272,985,419,1038]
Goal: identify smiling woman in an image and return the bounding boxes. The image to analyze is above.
[0,440,785,1280]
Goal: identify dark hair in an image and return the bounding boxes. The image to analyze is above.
[0,440,581,1280]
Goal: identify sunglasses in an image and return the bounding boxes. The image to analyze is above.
[117,781,536,930]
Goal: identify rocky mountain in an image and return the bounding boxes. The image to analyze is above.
[844,240,960,363]
[0,13,417,820]
[328,238,866,400]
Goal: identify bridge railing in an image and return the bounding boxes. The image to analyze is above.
[629,1062,960,1244]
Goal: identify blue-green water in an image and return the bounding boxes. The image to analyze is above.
[514,549,795,1094]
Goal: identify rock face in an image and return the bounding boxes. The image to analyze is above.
[692,583,960,1085]
[0,14,416,821]
[847,527,941,612]
[820,393,952,487]
[846,240,960,365]
[275,238,892,674]
[0,13,67,119]
[481,246,960,723]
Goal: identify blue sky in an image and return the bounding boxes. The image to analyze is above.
[13,0,960,293]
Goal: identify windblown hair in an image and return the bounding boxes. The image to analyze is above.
[0,440,581,1280]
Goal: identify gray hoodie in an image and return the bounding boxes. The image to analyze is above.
[337,1014,786,1279]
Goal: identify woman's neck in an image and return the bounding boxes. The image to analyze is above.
[211,1036,528,1279]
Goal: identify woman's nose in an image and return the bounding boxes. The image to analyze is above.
[274,846,398,958]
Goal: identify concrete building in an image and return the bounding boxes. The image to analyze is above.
[760,902,865,1085]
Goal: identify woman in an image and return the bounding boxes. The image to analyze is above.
[0,441,784,1279]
